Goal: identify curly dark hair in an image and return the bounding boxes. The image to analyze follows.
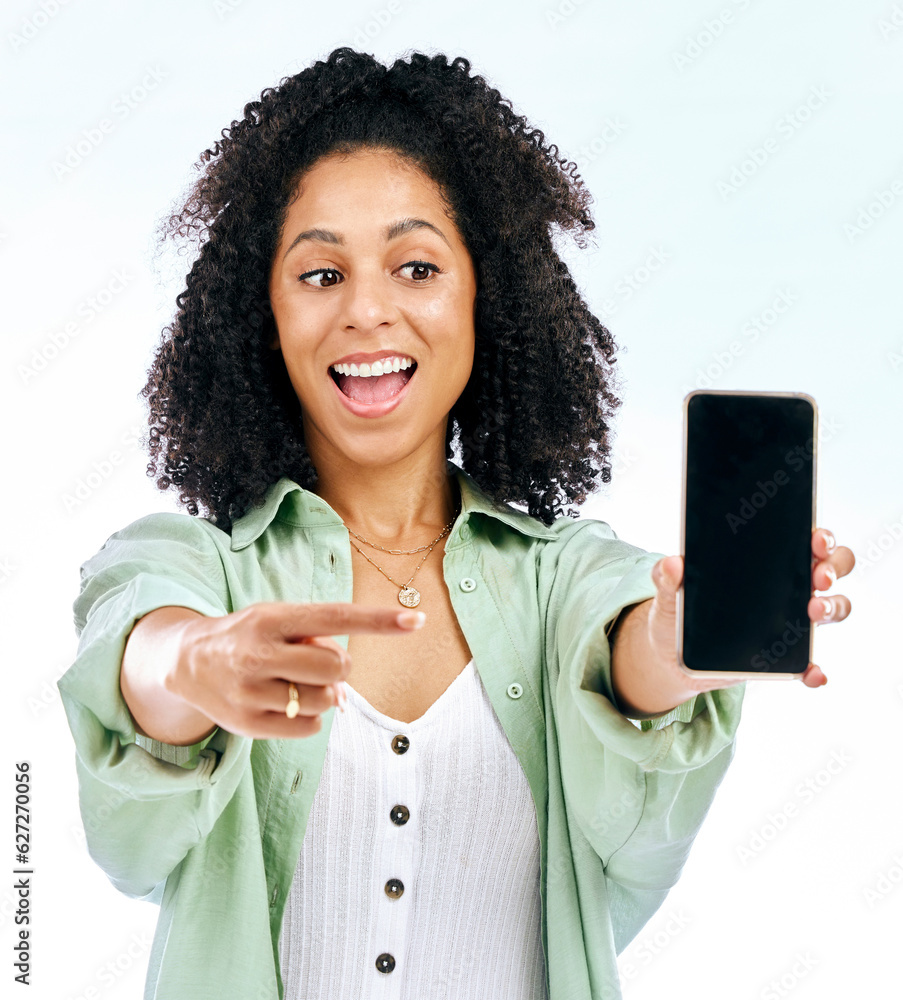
[143,45,624,531]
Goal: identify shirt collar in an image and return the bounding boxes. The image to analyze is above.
[229,460,560,551]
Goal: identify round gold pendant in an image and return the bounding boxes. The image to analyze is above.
[398,587,421,608]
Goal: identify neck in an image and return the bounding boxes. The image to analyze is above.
[310,446,460,545]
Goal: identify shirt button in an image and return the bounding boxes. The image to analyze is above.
[391,734,410,755]
[459,577,477,592]
[458,523,470,541]
[376,953,396,974]
[507,682,523,699]
[385,878,404,899]
[390,804,410,826]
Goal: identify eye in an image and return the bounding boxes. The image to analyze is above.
[297,268,341,288]
[398,260,441,281]
[296,260,441,287]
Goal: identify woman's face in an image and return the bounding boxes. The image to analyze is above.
[268,148,478,476]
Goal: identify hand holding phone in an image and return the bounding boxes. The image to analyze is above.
[609,390,853,715]
[678,390,820,680]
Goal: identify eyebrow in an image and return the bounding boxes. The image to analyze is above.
[282,217,451,260]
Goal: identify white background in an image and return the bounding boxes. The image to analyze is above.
[3,0,900,997]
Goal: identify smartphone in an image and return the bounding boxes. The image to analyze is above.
[677,390,818,680]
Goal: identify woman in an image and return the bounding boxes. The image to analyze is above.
[58,47,853,1000]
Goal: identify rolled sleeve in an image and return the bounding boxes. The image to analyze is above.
[547,521,744,774]
[58,513,252,899]
[544,518,745,944]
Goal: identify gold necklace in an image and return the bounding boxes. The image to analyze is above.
[346,505,459,608]
[345,523,452,555]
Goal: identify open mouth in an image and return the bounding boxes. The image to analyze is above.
[329,362,417,404]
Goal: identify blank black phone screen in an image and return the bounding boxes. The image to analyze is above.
[682,392,816,674]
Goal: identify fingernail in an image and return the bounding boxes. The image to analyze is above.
[397,610,426,629]
[821,597,832,619]
[825,564,837,586]
[824,531,836,553]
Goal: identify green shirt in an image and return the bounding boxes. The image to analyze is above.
[58,460,745,1000]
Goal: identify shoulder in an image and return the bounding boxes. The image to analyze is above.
[547,514,618,544]
[93,510,231,553]
[76,510,232,593]
[73,511,234,636]
[543,513,629,562]
[538,513,660,589]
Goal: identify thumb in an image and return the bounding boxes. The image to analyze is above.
[652,555,683,609]
[297,634,350,711]
[303,634,351,669]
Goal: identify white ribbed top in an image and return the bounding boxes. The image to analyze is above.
[278,657,548,999]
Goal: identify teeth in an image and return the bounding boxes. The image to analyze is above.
[331,356,415,377]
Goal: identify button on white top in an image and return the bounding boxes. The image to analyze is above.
[459,577,477,592]
[278,658,546,998]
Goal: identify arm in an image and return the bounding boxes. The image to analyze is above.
[543,520,746,950]
[121,606,218,746]
[58,512,252,899]
[609,600,695,720]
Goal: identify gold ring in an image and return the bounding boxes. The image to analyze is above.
[285,682,300,719]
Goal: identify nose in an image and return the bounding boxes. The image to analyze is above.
[339,264,399,334]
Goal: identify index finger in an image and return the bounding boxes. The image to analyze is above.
[263,602,426,642]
